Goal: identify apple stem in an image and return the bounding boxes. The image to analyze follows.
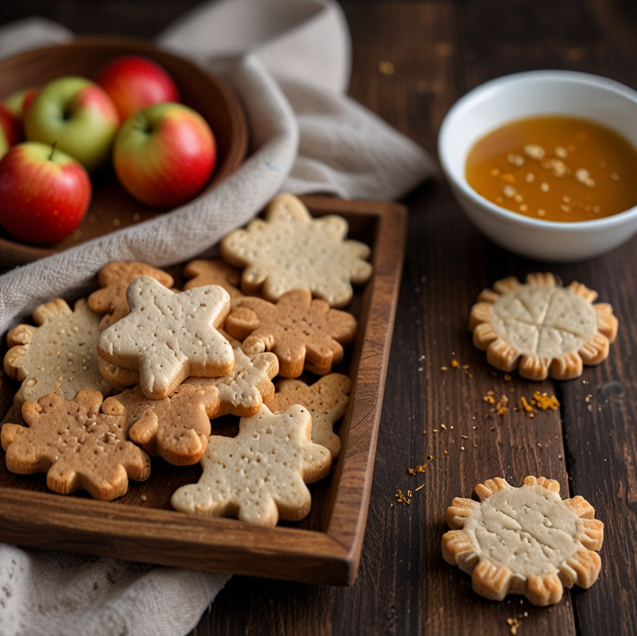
[49,142,57,161]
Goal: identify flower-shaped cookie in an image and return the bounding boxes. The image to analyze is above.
[469,273,618,380]
[97,277,234,399]
[171,404,332,526]
[442,476,604,606]
[224,289,357,378]
[185,334,279,418]
[268,374,351,459]
[1,389,151,501]
[102,384,220,465]
[88,261,174,330]
[4,298,112,409]
[183,259,245,306]
[220,193,373,308]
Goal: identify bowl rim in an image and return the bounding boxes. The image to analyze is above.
[438,68,637,233]
[0,34,249,265]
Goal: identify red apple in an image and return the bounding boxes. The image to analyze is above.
[113,102,215,208]
[94,55,180,123]
[3,87,38,121]
[0,103,22,158]
[24,76,119,172]
[0,141,91,244]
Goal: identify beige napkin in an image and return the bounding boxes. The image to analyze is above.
[0,2,434,635]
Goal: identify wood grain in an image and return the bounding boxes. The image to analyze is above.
[0,196,407,586]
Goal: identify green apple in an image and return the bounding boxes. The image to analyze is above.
[24,76,119,172]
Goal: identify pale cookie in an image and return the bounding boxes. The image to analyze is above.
[220,193,373,308]
[469,273,618,380]
[442,476,604,606]
[224,289,357,378]
[88,261,174,330]
[0,389,151,501]
[185,333,279,418]
[170,404,332,526]
[102,384,220,465]
[97,276,234,400]
[183,259,245,306]
[4,298,113,410]
[268,374,351,459]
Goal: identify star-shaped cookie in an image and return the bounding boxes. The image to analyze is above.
[170,404,332,526]
[268,374,351,459]
[4,298,112,410]
[224,289,357,378]
[442,476,604,606]
[97,276,234,399]
[220,193,373,308]
[88,261,174,330]
[1,389,151,501]
[469,273,618,380]
[102,384,220,465]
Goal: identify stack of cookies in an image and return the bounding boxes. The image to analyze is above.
[0,194,373,528]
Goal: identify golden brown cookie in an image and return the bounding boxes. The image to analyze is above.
[220,193,373,308]
[268,373,351,459]
[97,356,140,391]
[88,261,174,330]
[1,389,151,501]
[183,259,245,306]
[224,289,357,378]
[469,273,618,380]
[4,298,112,410]
[442,476,604,606]
[97,276,234,400]
[102,384,220,465]
[170,404,332,526]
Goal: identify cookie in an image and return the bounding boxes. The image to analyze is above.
[4,298,112,410]
[469,273,618,380]
[97,276,234,400]
[102,384,220,465]
[220,193,373,308]
[87,261,174,330]
[183,259,245,306]
[1,389,151,501]
[442,476,604,606]
[268,373,351,459]
[97,356,140,391]
[170,404,332,526]
[185,333,279,418]
[224,289,357,378]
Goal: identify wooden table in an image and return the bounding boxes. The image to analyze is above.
[1,1,636,635]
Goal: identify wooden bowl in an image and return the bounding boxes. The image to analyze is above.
[0,35,248,266]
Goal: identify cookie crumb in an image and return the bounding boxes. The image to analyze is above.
[378,61,395,75]
[395,489,411,505]
[507,617,521,635]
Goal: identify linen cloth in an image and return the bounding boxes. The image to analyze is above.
[0,1,435,634]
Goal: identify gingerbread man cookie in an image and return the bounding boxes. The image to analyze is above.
[97,276,234,399]
[224,289,357,378]
[220,193,373,308]
[469,273,618,380]
[4,298,112,410]
[442,476,604,605]
[170,404,332,526]
[1,389,151,501]
[88,261,174,330]
[268,373,351,459]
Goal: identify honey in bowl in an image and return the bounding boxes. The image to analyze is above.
[465,116,637,222]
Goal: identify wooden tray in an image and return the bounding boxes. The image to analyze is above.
[0,35,248,267]
[0,196,407,586]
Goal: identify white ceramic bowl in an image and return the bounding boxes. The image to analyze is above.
[438,70,637,262]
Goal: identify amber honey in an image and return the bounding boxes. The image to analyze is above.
[465,116,637,222]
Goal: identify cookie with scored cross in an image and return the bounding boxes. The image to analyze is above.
[97,276,234,400]
[88,261,174,330]
[224,289,357,378]
[442,476,604,606]
[1,389,151,501]
[170,403,332,526]
[469,272,618,380]
[220,193,373,308]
